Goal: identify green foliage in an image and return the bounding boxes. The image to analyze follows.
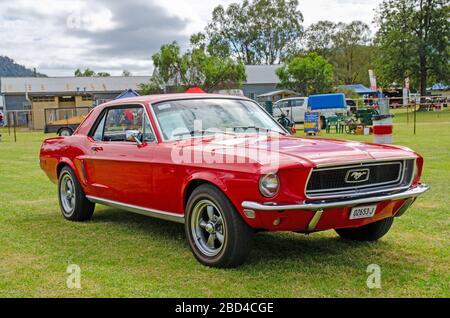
[276,52,334,95]
[146,41,246,93]
[74,68,110,77]
[304,21,374,85]
[206,0,303,64]
[374,0,450,94]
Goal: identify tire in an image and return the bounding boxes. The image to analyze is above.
[58,128,73,137]
[335,217,394,241]
[58,166,95,221]
[185,184,254,268]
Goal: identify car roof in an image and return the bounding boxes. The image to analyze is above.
[276,96,307,102]
[100,93,252,107]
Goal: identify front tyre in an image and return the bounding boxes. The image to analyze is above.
[185,184,254,268]
[58,166,95,221]
[335,217,394,241]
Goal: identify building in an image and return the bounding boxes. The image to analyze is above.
[242,65,280,100]
[0,76,150,129]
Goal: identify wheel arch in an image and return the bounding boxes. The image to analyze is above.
[183,174,229,210]
[56,158,77,178]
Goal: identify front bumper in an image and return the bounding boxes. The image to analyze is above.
[242,184,429,211]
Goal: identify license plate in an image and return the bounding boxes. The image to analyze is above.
[349,205,377,220]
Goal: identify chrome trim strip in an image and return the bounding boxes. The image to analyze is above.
[86,196,185,224]
[305,159,415,198]
[242,184,429,211]
[314,156,417,168]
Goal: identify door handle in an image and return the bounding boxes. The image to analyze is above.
[91,146,103,151]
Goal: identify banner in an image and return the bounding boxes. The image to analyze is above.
[304,111,320,134]
[369,70,377,91]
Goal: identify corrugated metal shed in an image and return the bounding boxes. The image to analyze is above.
[0,76,150,94]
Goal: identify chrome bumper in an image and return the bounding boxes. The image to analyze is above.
[242,184,430,211]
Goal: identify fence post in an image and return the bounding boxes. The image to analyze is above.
[413,103,417,135]
[13,112,17,142]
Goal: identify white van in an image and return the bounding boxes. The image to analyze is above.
[272,97,308,123]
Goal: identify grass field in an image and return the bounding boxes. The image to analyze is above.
[0,109,449,297]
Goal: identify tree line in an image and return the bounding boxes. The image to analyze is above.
[142,0,448,96]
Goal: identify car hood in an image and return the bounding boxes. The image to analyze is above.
[172,133,417,169]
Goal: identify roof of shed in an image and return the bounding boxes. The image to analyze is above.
[0,76,150,94]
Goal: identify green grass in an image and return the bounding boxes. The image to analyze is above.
[0,110,449,298]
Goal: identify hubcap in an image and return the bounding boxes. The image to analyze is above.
[191,200,226,257]
[60,174,75,215]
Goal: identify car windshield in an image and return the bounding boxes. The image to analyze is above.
[152,98,286,141]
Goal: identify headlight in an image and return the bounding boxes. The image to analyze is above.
[259,174,280,198]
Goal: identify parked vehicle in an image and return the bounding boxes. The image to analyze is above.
[40,94,429,268]
[44,107,92,136]
[273,94,350,128]
[273,97,308,123]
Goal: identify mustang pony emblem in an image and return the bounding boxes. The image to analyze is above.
[345,169,370,183]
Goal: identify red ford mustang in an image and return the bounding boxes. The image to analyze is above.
[40,94,429,267]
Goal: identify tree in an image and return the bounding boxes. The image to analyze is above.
[374,0,449,95]
[276,52,334,95]
[74,68,111,77]
[304,20,374,85]
[206,0,303,64]
[74,68,96,77]
[122,70,132,76]
[96,72,111,77]
[144,40,247,93]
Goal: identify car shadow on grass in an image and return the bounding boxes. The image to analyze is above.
[91,208,393,269]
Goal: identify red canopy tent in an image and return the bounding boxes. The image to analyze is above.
[185,87,206,94]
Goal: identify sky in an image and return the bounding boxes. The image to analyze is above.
[0,0,383,76]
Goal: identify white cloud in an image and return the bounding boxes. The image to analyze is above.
[0,0,384,76]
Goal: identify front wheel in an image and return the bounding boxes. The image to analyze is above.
[185,184,254,268]
[335,217,394,241]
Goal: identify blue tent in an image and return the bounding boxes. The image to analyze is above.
[115,89,140,100]
[339,84,377,95]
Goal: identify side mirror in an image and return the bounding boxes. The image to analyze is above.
[125,130,142,145]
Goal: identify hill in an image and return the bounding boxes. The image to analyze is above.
[0,56,47,77]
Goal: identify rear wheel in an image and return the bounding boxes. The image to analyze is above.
[58,166,95,221]
[335,217,394,241]
[185,184,254,268]
[58,127,73,137]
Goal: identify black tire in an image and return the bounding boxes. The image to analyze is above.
[58,166,95,221]
[185,184,254,268]
[335,217,394,241]
[58,128,73,137]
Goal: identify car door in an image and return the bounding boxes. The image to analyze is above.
[291,98,307,122]
[85,104,158,207]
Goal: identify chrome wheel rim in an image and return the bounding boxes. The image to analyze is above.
[60,130,71,137]
[60,174,75,215]
[191,200,226,257]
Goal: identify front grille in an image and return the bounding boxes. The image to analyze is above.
[306,159,415,198]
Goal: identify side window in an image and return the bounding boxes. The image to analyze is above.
[292,99,305,107]
[103,106,144,142]
[92,112,106,141]
[143,115,155,142]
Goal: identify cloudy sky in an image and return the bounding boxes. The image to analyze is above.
[0,0,383,76]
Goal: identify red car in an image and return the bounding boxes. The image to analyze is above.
[40,94,429,268]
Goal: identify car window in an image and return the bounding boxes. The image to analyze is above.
[291,99,305,107]
[143,115,155,142]
[152,99,285,141]
[92,112,106,141]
